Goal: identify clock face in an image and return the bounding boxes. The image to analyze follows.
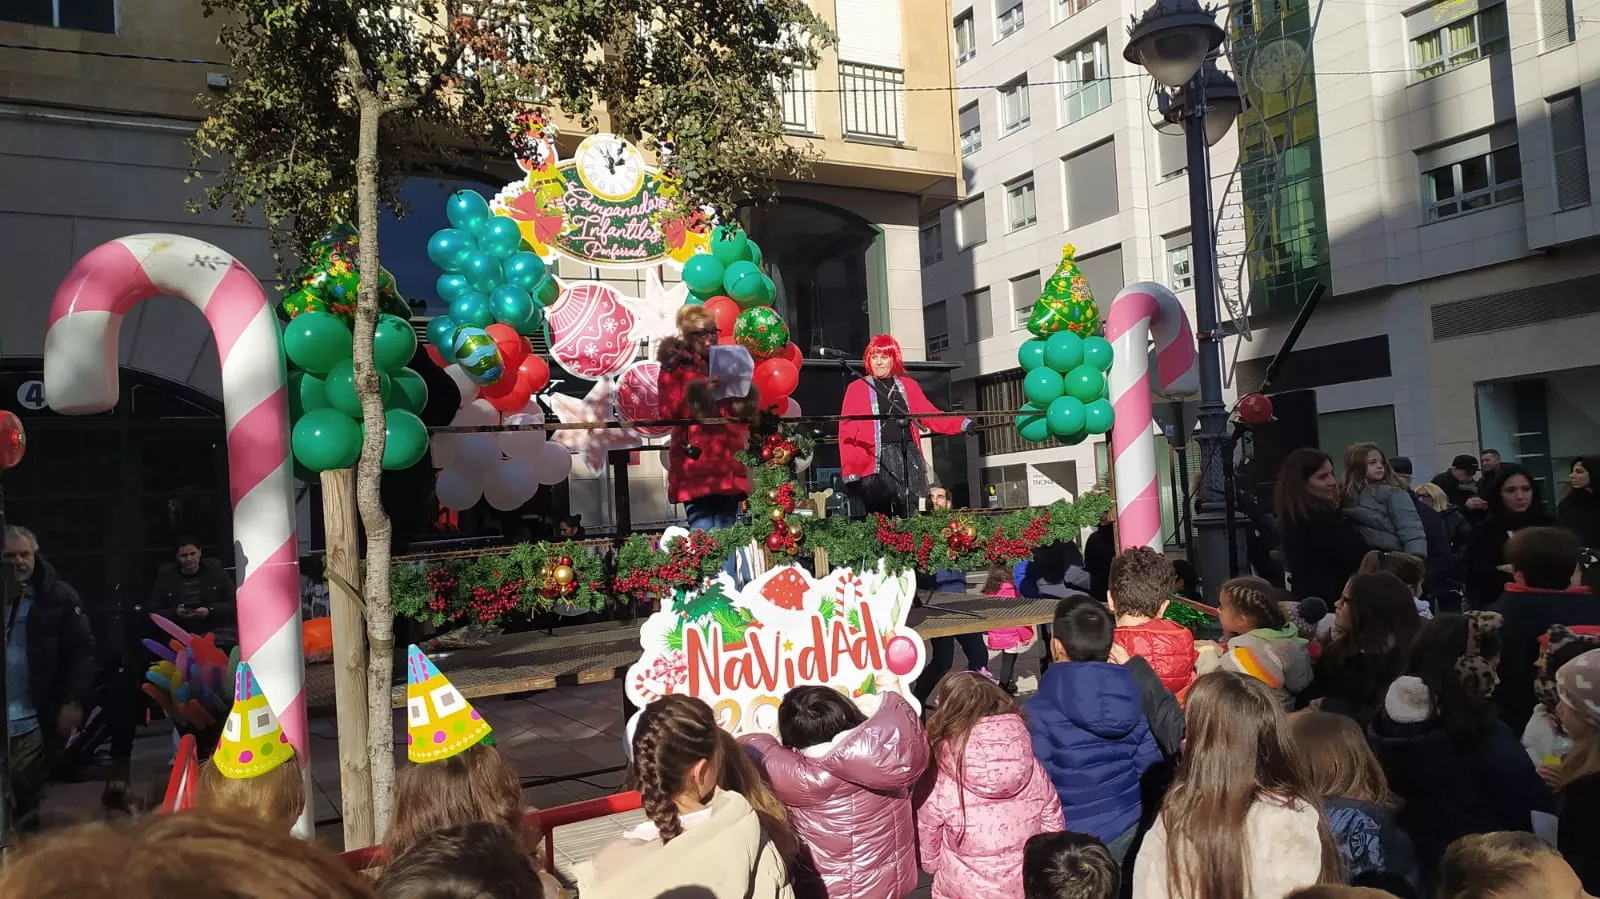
[1250,39,1307,94]
[576,137,645,201]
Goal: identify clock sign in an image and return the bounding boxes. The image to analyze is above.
[575,135,646,202]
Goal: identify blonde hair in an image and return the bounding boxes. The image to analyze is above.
[195,755,306,832]
[676,304,716,335]
[1286,711,1396,808]
[1436,832,1562,899]
[383,742,535,864]
[1339,442,1401,502]
[1416,482,1450,513]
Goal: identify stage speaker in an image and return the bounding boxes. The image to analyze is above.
[1241,389,1319,510]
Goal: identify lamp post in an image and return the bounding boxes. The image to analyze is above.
[1124,0,1246,600]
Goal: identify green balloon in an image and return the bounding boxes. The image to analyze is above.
[747,241,764,268]
[684,295,705,305]
[388,367,429,414]
[754,274,776,307]
[1018,339,1047,372]
[283,311,352,375]
[723,260,764,303]
[1044,330,1085,372]
[373,313,418,373]
[288,370,330,420]
[1058,429,1089,446]
[1023,367,1065,406]
[292,408,361,472]
[711,226,751,265]
[1084,399,1115,435]
[1016,403,1051,443]
[325,359,392,419]
[1082,335,1115,372]
[681,254,726,295]
[1046,396,1087,437]
[1063,364,1106,403]
[381,409,429,471]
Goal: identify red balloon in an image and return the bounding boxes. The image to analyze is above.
[484,379,533,413]
[704,297,740,339]
[425,345,447,368]
[485,323,526,369]
[1235,392,1274,426]
[753,358,799,404]
[781,342,803,369]
[517,354,551,395]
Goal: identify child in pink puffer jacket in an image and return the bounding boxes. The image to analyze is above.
[917,671,1064,899]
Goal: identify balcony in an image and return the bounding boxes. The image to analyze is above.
[776,66,818,135]
[839,61,906,145]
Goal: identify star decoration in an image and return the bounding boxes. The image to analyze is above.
[620,267,691,361]
[547,378,642,473]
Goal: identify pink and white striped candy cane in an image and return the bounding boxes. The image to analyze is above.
[44,234,307,778]
[1105,281,1200,551]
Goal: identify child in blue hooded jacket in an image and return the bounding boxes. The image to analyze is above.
[1027,596,1162,866]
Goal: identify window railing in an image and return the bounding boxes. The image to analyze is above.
[777,66,817,134]
[839,61,907,144]
[961,127,983,155]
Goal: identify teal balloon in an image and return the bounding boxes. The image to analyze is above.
[1058,429,1089,447]
[324,359,391,419]
[489,284,538,332]
[477,215,523,259]
[292,408,362,472]
[681,254,726,294]
[426,315,461,352]
[689,283,724,301]
[445,190,491,235]
[753,274,776,307]
[1082,335,1114,372]
[436,273,471,303]
[381,409,430,471]
[684,295,705,305]
[287,370,329,420]
[450,292,494,329]
[723,260,764,304]
[427,228,476,274]
[502,252,547,293]
[747,241,764,268]
[1018,339,1047,372]
[282,311,352,375]
[1044,331,1085,372]
[1063,364,1107,403]
[1084,399,1115,435]
[1023,367,1065,406]
[1046,396,1087,438]
[1016,403,1051,443]
[711,226,751,265]
[373,313,417,373]
[463,252,503,294]
[451,326,505,384]
[387,367,429,414]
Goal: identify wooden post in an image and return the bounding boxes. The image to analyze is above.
[321,469,374,850]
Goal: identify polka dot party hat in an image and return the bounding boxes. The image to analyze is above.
[406,644,492,763]
[215,661,294,780]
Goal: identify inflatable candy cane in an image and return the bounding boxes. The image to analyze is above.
[44,234,308,798]
[1105,282,1200,551]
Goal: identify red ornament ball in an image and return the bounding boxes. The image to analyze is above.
[1236,392,1274,426]
[765,532,787,551]
[885,635,919,676]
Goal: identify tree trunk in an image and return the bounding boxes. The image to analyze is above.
[352,91,397,834]
[320,468,374,850]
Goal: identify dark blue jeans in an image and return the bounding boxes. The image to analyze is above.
[685,494,745,582]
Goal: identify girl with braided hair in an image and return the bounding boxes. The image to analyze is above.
[1195,576,1313,710]
[1370,613,1554,887]
[579,695,794,899]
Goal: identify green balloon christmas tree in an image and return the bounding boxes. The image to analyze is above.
[1026,243,1102,339]
[1014,244,1115,445]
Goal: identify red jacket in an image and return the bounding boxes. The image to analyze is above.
[656,338,750,505]
[1113,619,1197,695]
[837,376,968,483]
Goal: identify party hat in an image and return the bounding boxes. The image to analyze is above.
[214,661,294,780]
[406,645,492,763]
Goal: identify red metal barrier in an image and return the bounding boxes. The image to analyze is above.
[339,790,644,874]
[160,734,200,814]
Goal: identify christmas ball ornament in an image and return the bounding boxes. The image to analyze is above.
[786,521,803,538]
[1236,392,1274,425]
[734,307,789,360]
[960,523,977,540]
[1082,335,1115,371]
[546,282,637,379]
[766,532,787,551]
[451,326,506,385]
[617,361,672,437]
[772,447,794,466]
[1044,330,1085,372]
[768,506,787,523]
[553,565,576,586]
[1018,339,1047,372]
[1063,364,1106,404]
[765,488,781,503]
[1084,398,1116,435]
[885,635,919,676]
[1023,367,1065,406]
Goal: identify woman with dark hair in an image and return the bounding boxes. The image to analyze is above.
[1465,464,1562,606]
[1274,448,1371,604]
[1559,457,1600,550]
[1301,570,1422,723]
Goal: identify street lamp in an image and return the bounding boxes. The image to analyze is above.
[1126,0,1247,600]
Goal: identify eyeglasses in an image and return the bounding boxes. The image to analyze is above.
[686,328,718,340]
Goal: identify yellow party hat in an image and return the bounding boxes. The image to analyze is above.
[215,661,294,779]
[406,644,493,763]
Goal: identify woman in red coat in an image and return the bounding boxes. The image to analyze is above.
[838,335,969,516]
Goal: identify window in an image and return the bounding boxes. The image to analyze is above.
[1420,136,1522,222]
[965,288,994,343]
[955,12,976,63]
[1411,2,1508,79]
[958,195,988,249]
[997,0,1025,39]
[959,103,983,155]
[925,302,950,357]
[1541,0,1574,46]
[1549,92,1591,210]
[1064,140,1119,226]
[1011,272,1041,329]
[1000,77,1031,135]
[1056,0,1098,20]
[1005,176,1037,231]
[1059,36,1112,124]
[1157,127,1188,177]
[920,218,945,265]
[1167,240,1194,290]
[2,0,116,31]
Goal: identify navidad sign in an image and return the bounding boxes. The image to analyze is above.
[627,564,928,736]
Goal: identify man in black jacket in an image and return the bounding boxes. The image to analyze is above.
[149,536,236,639]
[3,525,96,824]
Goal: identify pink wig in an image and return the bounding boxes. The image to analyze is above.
[863,334,907,377]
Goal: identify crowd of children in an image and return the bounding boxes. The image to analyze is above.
[4,530,1600,899]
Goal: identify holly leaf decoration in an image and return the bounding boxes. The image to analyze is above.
[818,597,837,623]
[847,608,861,632]
[854,673,877,697]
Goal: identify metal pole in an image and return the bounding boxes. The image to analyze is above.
[0,482,12,855]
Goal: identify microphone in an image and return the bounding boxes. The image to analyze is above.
[813,346,848,360]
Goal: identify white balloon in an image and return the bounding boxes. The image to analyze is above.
[455,433,501,468]
[483,459,540,511]
[534,441,573,486]
[429,433,457,469]
[782,398,802,419]
[435,467,483,511]
[444,364,478,408]
[453,399,500,427]
[500,407,546,461]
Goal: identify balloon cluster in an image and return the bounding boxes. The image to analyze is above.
[431,394,571,512]
[141,614,238,737]
[683,227,804,413]
[281,229,430,474]
[1015,330,1116,444]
